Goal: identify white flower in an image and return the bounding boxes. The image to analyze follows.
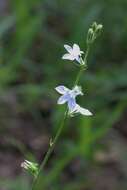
[55,85,92,117]
[62,44,84,63]
[69,103,92,117]
[55,85,83,112]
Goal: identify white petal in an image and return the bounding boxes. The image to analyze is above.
[55,85,69,94]
[62,53,74,60]
[64,44,72,53]
[70,104,92,116]
[57,94,68,104]
[78,106,92,116]
[25,160,31,164]
[80,51,84,54]
[73,44,80,54]
[75,56,81,63]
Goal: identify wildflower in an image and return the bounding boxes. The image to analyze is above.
[62,44,84,63]
[21,160,39,177]
[69,103,92,117]
[55,85,83,112]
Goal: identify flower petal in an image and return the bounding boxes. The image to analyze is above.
[73,44,80,54]
[57,94,69,104]
[76,105,92,116]
[75,56,81,63]
[64,44,72,53]
[55,85,69,94]
[79,107,92,116]
[62,53,74,60]
[69,104,92,116]
[67,98,76,112]
[80,51,84,54]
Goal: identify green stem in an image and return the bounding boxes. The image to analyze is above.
[74,66,84,86]
[32,111,67,190]
[74,44,90,86]
[84,44,90,65]
[32,43,91,190]
[39,111,67,171]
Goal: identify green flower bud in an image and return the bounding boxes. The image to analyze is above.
[88,22,103,43]
[21,160,39,177]
[87,28,94,44]
[92,22,98,31]
[96,24,103,35]
[97,24,103,30]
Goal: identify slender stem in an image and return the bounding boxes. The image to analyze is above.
[84,44,90,65]
[39,111,67,171]
[74,44,90,86]
[74,66,84,86]
[32,111,67,190]
[32,43,91,190]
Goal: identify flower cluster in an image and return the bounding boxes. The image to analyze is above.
[87,22,103,45]
[55,43,94,117]
[55,22,103,116]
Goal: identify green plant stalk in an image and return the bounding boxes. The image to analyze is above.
[32,110,68,190]
[32,44,91,190]
[74,44,90,86]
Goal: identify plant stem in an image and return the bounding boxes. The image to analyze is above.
[74,66,84,86]
[84,44,90,65]
[32,110,67,190]
[32,44,91,190]
[74,44,90,86]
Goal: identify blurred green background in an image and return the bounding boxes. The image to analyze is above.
[0,0,127,190]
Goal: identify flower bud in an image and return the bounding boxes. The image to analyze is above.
[96,24,103,35]
[87,22,103,43]
[92,22,98,31]
[87,28,94,44]
[21,160,39,177]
